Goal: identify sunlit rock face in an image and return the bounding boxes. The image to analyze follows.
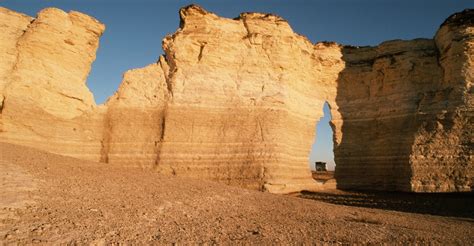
[104,6,345,193]
[0,7,106,161]
[0,5,471,193]
[102,58,170,167]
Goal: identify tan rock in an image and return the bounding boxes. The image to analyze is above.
[0,7,32,94]
[4,8,105,118]
[0,7,105,161]
[409,10,473,192]
[103,58,170,166]
[0,7,32,134]
[0,5,472,193]
[145,5,344,192]
[333,10,473,192]
[334,39,444,191]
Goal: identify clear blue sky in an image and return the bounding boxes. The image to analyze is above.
[2,0,472,170]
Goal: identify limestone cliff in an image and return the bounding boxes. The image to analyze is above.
[0,7,105,161]
[103,58,170,167]
[103,6,344,192]
[0,5,472,193]
[334,39,444,191]
[333,10,473,192]
[410,10,473,192]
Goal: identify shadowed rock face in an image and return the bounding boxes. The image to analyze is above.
[410,11,473,192]
[0,5,472,193]
[333,11,473,192]
[334,39,443,191]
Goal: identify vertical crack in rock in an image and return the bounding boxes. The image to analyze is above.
[159,112,167,141]
[99,111,111,163]
[0,96,4,114]
[197,42,206,62]
[161,51,176,98]
[153,55,174,170]
[0,96,4,132]
[153,109,167,168]
[99,140,109,163]
[241,17,251,38]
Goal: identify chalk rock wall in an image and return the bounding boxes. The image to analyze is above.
[103,57,170,166]
[334,39,444,191]
[103,6,344,193]
[0,8,32,94]
[334,10,473,192]
[0,7,32,133]
[0,7,105,161]
[0,5,472,193]
[409,10,473,192]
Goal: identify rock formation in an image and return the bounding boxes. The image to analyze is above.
[103,6,345,192]
[411,10,473,192]
[335,39,444,191]
[334,10,473,192]
[103,59,170,167]
[0,5,472,193]
[0,7,105,161]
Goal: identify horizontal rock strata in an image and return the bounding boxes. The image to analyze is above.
[334,10,473,192]
[410,10,473,192]
[334,39,443,191]
[0,5,472,193]
[102,6,346,193]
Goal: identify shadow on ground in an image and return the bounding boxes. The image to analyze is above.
[299,190,474,219]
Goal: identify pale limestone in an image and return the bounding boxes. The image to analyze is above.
[409,10,473,192]
[4,8,105,118]
[102,59,170,166]
[0,7,105,161]
[0,5,472,193]
[334,39,444,191]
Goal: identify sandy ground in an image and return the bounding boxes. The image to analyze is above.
[1,142,473,244]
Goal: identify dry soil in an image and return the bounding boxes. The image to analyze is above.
[1,142,473,244]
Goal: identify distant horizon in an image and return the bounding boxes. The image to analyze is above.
[2,0,473,171]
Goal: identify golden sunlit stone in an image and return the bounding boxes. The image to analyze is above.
[0,5,472,193]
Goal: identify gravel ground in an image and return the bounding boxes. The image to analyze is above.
[1,142,473,244]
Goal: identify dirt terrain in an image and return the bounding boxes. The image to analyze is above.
[1,142,473,244]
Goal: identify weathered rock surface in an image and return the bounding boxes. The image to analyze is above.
[333,10,473,192]
[410,10,473,192]
[0,7,105,161]
[103,58,170,166]
[0,5,472,193]
[100,6,345,193]
[334,39,444,191]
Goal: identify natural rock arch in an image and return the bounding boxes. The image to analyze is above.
[308,101,335,172]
